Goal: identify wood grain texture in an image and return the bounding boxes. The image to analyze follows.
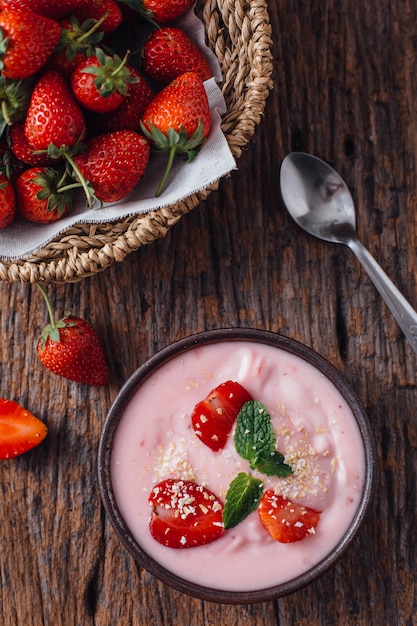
[1,0,417,623]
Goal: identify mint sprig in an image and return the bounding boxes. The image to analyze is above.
[222,400,293,529]
[234,400,293,477]
[223,473,263,529]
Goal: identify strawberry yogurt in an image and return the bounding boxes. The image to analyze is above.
[106,333,373,593]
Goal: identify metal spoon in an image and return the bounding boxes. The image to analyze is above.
[280,151,417,355]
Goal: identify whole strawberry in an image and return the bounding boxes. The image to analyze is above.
[90,67,153,134]
[36,284,109,387]
[72,130,150,203]
[0,173,15,228]
[46,15,106,77]
[0,9,61,79]
[142,27,212,85]
[71,48,138,114]
[24,70,86,151]
[16,166,73,224]
[141,71,211,196]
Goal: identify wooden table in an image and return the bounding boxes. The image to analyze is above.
[1,0,416,624]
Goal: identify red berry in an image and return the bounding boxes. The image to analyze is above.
[149,479,225,548]
[191,380,252,451]
[0,399,47,460]
[258,492,321,543]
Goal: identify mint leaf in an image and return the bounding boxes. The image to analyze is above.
[223,472,263,529]
[234,400,276,469]
[256,451,293,477]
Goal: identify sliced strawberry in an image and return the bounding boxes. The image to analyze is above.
[191,380,252,451]
[258,491,321,543]
[149,479,225,548]
[0,399,48,460]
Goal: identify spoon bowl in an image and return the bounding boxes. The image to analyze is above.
[280,152,417,354]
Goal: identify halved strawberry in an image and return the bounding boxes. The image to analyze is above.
[191,380,252,451]
[0,399,48,460]
[149,478,225,548]
[258,491,321,543]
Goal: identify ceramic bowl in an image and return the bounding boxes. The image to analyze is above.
[98,328,376,603]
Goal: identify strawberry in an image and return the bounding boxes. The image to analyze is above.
[0,173,15,227]
[121,0,196,24]
[0,398,47,460]
[9,123,57,166]
[0,9,61,80]
[72,130,150,203]
[71,48,138,114]
[191,380,252,451]
[0,0,88,20]
[149,479,225,548]
[258,491,321,543]
[142,26,212,85]
[24,71,86,151]
[36,284,109,386]
[16,166,74,224]
[45,16,106,77]
[72,0,123,33]
[141,72,211,196]
[90,67,153,133]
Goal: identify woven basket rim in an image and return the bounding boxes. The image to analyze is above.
[0,0,273,284]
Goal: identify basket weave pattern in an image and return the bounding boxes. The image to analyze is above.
[0,0,273,284]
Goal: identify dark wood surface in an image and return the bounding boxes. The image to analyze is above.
[1,0,417,624]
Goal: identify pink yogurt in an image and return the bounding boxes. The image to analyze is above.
[109,338,369,592]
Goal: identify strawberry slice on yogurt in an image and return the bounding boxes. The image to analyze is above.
[149,479,225,548]
[191,380,252,451]
[258,491,321,543]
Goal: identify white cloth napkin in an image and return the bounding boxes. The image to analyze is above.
[0,9,236,261]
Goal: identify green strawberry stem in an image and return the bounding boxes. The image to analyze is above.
[77,12,109,44]
[1,99,11,127]
[141,121,205,197]
[156,146,176,197]
[62,150,94,208]
[36,283,57,330]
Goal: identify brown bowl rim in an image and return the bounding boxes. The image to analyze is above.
[97,327,377,604]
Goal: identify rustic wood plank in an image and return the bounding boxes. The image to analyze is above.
[1,0,417,623]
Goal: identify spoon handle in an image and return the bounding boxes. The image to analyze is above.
[348,237,417,354]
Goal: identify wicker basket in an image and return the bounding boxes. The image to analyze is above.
[0,0,273,284]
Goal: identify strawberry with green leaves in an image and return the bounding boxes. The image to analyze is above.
[90,67,153,133]
[23,70,95,206]
[36,284,109,386]
[258,492,321,543]
[142,26,212,85]
[191,380,252,451]
[71,48,138,114]
[16,166,74,224]
[46,15,106,77]
[141,71,211,196]
[0,9,61,79]
[72,130,150,203]
[149,479,225,548]
[0,173,15,228]
[0,399,48,460]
